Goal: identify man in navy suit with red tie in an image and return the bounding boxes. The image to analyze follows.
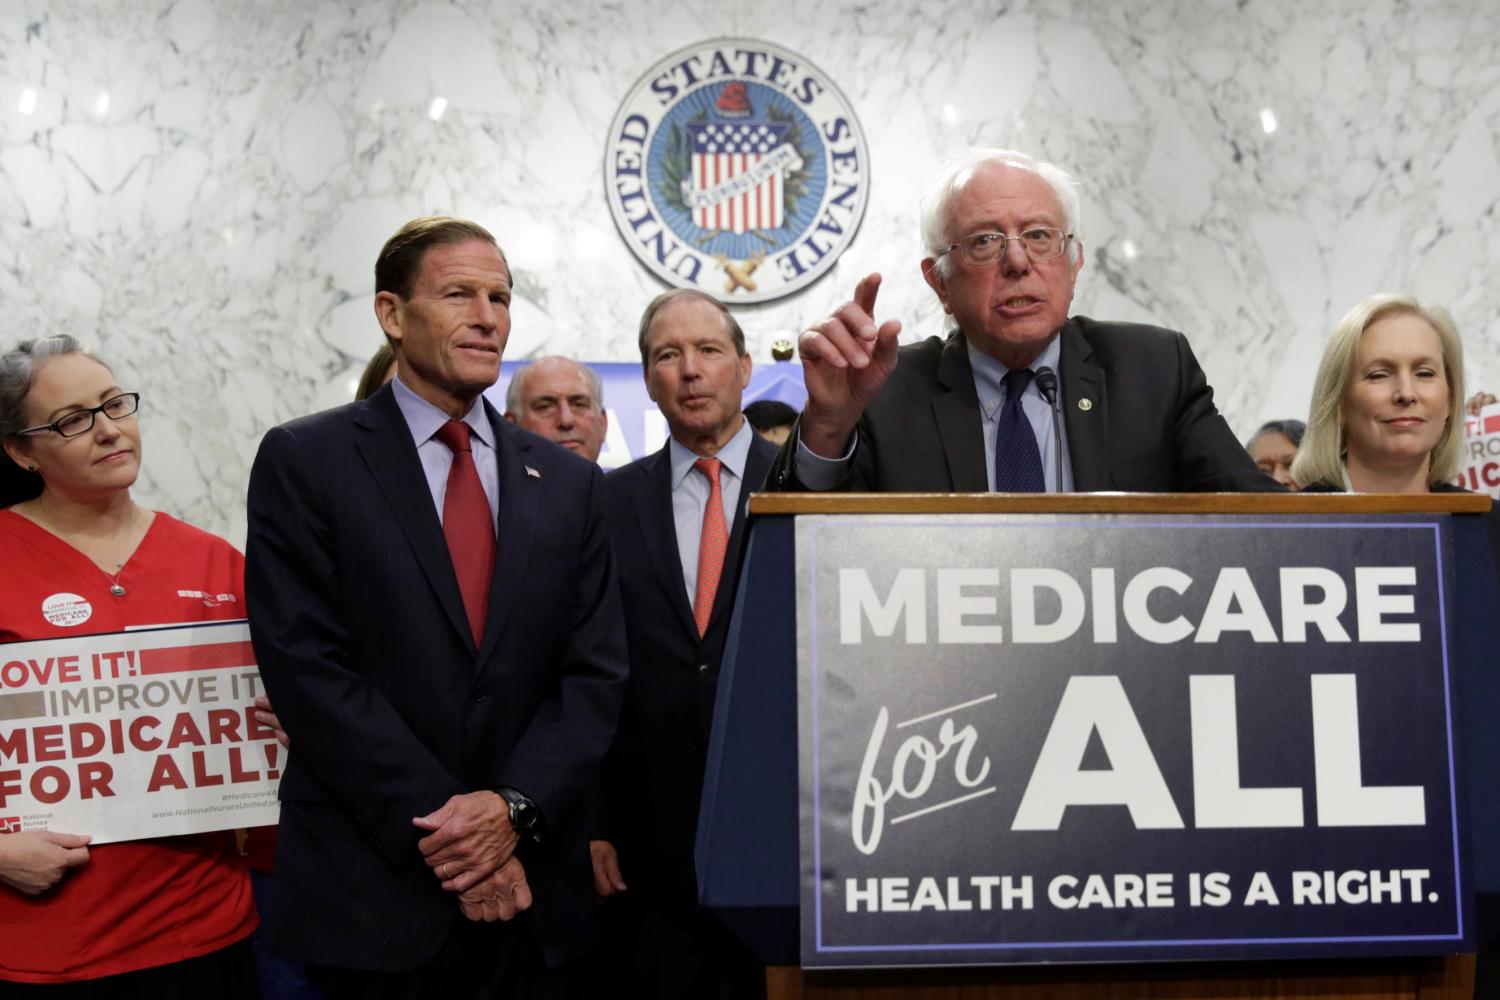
[591,290,777,999]
[245,217,627,998]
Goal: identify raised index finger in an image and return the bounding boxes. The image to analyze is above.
[853,273,883,319]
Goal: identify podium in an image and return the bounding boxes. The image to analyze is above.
[696,493,1498,999]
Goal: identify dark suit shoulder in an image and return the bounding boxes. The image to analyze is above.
[747,430,780,465]
[736,431,781,495]
[271,398,366,439]
[265,387,407,452]
[875,333,952,389]
[1069,315,1181,337]
[498,419,600,480]
[604,452,656,485]
[1066,315,1187,357]
[603,446,665,494]
[1303,480,1473,495]
[894,333,952,370]
[861,333,960,415]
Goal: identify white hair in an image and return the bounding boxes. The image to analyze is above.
[919,148,1083,278]
[504,356,605,415]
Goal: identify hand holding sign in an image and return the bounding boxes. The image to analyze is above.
[252,694,290,750]
[0,830,91,895]
[1466,391,1497,417]
[1461,396,1500,496]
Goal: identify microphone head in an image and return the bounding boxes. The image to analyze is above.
[1034,365,1059,405]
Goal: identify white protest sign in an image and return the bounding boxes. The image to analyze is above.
[1460,402,1500,499]
[0,620,280,843]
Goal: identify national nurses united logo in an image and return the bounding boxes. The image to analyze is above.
[605,39,869,304]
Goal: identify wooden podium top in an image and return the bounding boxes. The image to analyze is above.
[747,491,1492,516]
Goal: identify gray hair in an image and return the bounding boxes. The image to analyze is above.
[0,335,103,438]
[636,288,746,364]
[505,356,605,415]
[1291,294,1466,490]
[920,148,1083,279]
[1246,419,1306,451]
[1,335,107,506]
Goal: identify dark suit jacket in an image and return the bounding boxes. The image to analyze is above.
[769,317,1280,492]
[1300,480,1471,494]
[599,432,778,904]
[244,386,628,972]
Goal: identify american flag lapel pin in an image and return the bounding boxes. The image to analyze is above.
[525,465,541,479]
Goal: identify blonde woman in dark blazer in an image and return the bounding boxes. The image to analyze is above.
[1292,293,1466,494]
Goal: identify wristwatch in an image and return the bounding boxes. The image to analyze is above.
[498,786,544,843]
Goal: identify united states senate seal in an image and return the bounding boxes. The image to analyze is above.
[605,39,870,305]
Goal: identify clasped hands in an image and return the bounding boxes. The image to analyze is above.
[413,790,531,923]
[254,697,531,923]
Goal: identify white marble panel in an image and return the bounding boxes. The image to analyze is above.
[0,0,1496,543]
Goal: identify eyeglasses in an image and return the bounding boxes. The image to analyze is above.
[938,228,1074,267]
[14,392,140,439]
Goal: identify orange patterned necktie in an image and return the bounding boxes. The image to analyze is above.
[693,457,729,637]
[435,420,495,644]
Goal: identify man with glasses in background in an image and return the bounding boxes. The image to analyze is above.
[769,148,1277,493]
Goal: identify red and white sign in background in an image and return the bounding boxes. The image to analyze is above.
[0,621,280,843]
[1461,403,1500,499]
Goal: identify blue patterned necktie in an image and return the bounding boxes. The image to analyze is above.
[994,368,1046,492]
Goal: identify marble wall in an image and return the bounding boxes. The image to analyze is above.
[1,0,1497,541]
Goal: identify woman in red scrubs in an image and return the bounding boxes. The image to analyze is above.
[0,336,256,994]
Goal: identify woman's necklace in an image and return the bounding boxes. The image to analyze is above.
[102,507,140,598]
[22,499,144,597]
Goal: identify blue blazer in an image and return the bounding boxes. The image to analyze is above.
[600,431,778,903]
[245,384,628,971]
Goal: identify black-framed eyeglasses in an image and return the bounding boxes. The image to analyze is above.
[938,228,1074,267]
[14,393,140,439]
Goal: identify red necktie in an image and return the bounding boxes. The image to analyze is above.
[693,457,729,638]
[435,420,495,644]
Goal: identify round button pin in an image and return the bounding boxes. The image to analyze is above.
[1078,398,1093,411]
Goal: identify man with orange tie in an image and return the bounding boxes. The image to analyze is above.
[245,216,627,998]
[591,289,776,998]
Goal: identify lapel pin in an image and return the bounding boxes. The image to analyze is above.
[525,465,541,479]
[1077,398,1093,412]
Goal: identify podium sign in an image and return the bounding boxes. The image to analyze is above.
[796,513,1470,967]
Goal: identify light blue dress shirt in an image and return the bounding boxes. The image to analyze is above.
[670,419,754,603]
[390,375,500,529]
[967,336,1074,493]
[795,332,1074,491]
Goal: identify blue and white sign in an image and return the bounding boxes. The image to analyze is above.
[605,39,869,304]
[797,514,1471,966]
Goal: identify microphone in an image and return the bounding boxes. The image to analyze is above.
[1034,367,1058,407]
[1033,366,1063,491]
